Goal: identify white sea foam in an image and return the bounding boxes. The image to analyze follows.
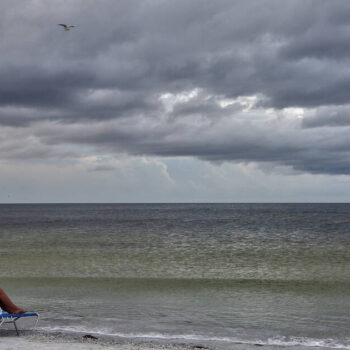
[36,326,350,350]
[266,337,350,350]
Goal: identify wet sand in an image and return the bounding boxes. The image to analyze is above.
[0,335,194,350]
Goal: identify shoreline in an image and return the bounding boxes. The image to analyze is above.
[0,332,197,350]
[1,330,347,350]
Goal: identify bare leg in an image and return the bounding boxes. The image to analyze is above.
[0,288,27,314]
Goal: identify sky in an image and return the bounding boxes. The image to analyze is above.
[1,0,350,203]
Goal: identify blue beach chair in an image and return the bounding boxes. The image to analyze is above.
[0,312,39,335]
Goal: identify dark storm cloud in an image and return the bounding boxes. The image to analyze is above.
[2,0,350,174]
[32,108,350,175]
[0,66,88,107]
[302,106,350,128]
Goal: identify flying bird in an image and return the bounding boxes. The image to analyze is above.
[58,24,75,31]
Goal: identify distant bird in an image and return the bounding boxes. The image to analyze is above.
[58,24,75,31]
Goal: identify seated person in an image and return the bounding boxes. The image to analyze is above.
[0,288,27,314]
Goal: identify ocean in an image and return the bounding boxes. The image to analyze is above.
[0,203,349,349]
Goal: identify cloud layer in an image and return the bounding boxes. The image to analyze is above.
[2,0,350,176]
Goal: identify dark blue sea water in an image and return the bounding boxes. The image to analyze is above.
[0,203,350,349]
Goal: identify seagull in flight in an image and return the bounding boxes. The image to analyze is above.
[58,24,75,31]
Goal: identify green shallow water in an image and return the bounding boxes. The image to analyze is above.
[3,276,350,346]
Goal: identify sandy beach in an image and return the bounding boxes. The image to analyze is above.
[0,334,194,350]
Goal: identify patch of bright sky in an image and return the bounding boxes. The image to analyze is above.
[2,154,350,202]
[218,95,259,111]
[159,90,307,127]
[159,88,200,113]
[281,107,304,120]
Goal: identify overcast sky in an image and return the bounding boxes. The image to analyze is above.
[1,0,350,202]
